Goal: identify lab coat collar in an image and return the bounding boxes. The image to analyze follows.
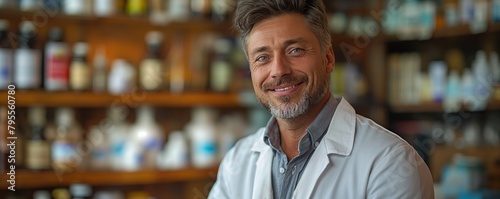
[250,97,356,156]
[249,97,357,199]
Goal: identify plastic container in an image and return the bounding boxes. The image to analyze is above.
[186,107,218,168]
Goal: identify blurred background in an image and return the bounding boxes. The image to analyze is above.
[0,0,499,198]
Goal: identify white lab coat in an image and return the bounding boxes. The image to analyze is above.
[209,98,434,199]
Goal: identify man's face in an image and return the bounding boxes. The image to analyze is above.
[246,14,334,119]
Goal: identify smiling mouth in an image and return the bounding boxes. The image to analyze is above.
[273,84,298,92]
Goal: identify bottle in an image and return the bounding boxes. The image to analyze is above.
[108,59,136,95]
[168,0,190,21]
[444,70,461,112]
[211,0,235,21]
[52,188,71,199]
[461,68,476,110]
[169,35,185,93]
[429,61,447,103]
[88,126,109,170]
[20,0,38,11]
[471,51,491,110]
[139,31,165,91]
[33,190,51,199]
[14,21,42,89]
[25,107,51,170]
[186,106,218,168]
[92,48,107,92]
[106,106,130,171]
[0,19,13,89]
[94,0,116,17]
[64,0,91,15]
[150,0,168,24]
[494,0,500,22]
[70,183,93,199]
[127,106,164,170]
[210,37,233,92]
[51,108,83,171]
[45,27,70,91]
[191,0,212,19]
[69,42,91,91]
[156,130,188,170]
[126,0,147,16]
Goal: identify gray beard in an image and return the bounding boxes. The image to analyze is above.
[262,77,328,119]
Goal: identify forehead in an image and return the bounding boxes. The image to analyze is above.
[246,14,318,53]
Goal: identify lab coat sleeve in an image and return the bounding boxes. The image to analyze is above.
[366,143,434,199]
[208,148,234,199]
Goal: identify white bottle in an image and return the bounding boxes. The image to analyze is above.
[471,51,491,110]
[51,107,83,171]
[444,71,461,113]
[106,106,130,171]
[64,0,90,15]
[461,68,477,110]
[93,48,107,92]
[88,126,109,170]
[94,0,116,17]
[128,106,164,170]
[157,130,188,170]
[429,61,447,102]
[168,0,190,21]
[108,59,136,95]
[14,21,41,89]
[186,107,218,168]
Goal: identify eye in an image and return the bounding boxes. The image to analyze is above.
[289,48,305,55]
[255,55,269,63]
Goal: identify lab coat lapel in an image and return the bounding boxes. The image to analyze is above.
[293,97,356,198]
[251,128,274,199]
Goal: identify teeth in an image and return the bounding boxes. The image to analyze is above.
[275,85,296,92]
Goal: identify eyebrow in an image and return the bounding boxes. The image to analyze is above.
[249,37,307,58]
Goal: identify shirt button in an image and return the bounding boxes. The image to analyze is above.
[279,167,285,174]
[315,141,320,147]
[292,166,297,174]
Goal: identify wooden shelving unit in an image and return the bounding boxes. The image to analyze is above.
[0,167,219,190]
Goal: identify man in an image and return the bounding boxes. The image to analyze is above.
[208,0,434,198]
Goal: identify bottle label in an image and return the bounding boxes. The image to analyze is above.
[14,49,41,89]
[26,141,51,169]
[47,56,70,80]
[0,48,13,87]
[52,142,78,164]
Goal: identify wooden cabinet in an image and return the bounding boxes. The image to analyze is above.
[0,5,246,199]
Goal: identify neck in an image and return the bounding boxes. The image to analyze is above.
[277,92,330,161]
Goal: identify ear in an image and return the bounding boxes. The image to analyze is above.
[325,45,335,73]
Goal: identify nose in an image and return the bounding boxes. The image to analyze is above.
[270,54,292,78]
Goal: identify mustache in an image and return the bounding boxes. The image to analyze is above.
[261,75,308,90]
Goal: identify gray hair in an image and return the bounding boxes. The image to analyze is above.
[234,0,331,55]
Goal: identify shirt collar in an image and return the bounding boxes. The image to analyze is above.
[263,94,339,152]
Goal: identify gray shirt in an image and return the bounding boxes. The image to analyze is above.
[263,95,338,199]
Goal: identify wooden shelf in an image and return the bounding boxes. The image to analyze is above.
[0,167,219,189]
[385,22,500,42]
[0,9,231,30]
[0,90,245,108]
[390,100,500,113]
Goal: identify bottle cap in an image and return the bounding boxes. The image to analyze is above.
[20,20,35,33]
[145,31,164,45]
[48,27,63,41]
[29,106,46,126]
[73,42,89,56]
[70,183,92,197]
[56,107,74,126]
[33,190,51,199]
